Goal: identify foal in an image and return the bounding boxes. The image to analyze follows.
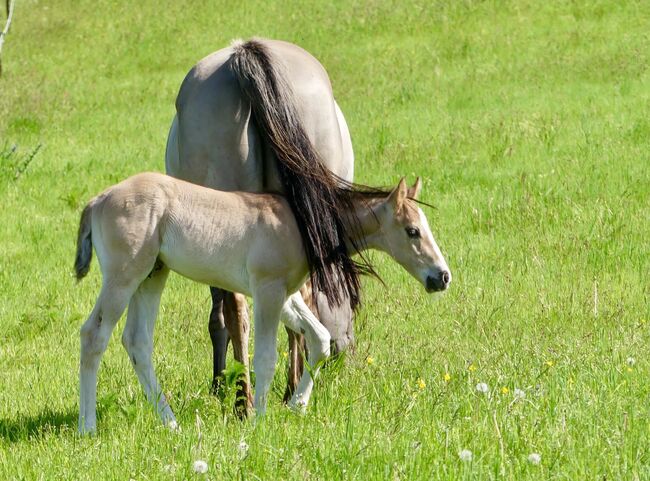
[75,173,450,433]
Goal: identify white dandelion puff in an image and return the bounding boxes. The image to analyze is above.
[458,449,473,462]
[514,388,526,399]
[192,460,208,474]
[476,382,489,393]
[238,440,249,458]
[528,453,541,465]
[627,357,636,366]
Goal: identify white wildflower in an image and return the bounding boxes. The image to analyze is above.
[476,382,489,393]
[238,440,249,458]
[514,388,526,399]
[627,357,636,366]
[458,449,473,462]
[192,460,208,474]
[527,453,541,465]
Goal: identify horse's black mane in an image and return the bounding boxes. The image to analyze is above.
[231,39,391,310]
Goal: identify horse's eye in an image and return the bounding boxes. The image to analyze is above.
[405,227,420,239]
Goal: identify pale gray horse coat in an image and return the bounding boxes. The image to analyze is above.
[165,39,355,391]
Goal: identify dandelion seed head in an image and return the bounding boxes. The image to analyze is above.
[514,388,526,399]
[238,440,249,459]
[458,449,473,462]
[627,357,635,366]
[192,460,208,474]
[528,453,541,465]
[476,382,489,393]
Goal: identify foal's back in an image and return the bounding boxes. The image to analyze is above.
[91,173,307,295]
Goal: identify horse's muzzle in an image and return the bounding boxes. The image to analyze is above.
[426,271,451,292]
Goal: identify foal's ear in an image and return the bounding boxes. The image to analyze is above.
[388,177,408,210]
[408,177,422,200]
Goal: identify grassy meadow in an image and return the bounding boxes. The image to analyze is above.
[1,0,649,479]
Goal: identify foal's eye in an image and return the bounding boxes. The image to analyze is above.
[405,227,420,239]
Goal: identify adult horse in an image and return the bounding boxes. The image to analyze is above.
[165,38,354,412]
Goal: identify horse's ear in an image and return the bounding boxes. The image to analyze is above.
[388,177,408,210]
[408,177,422,200]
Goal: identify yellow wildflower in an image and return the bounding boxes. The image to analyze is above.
[627,367,633,373]
[416,378,426,390]
[501,386,509,395]
[545,360,554,367]
[443,372,451,382]
[468,363,477,372]
[366,356,374,366]
[282,351,288,359]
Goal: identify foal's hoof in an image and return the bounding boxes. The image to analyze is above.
[167,420,181,432]
[78,424,97,436]
[288,399,308,415]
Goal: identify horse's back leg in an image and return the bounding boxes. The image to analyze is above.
[208,287,229,393]
[79,280,138,434]
[223,291,253,417]
[283,327,305,404]
[121,265,176,428]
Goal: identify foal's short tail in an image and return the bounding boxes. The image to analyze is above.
[75,203,93,280]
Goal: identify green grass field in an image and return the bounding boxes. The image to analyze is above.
[1,0,649,479]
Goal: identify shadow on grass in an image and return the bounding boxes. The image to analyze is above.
[0,407,78,443]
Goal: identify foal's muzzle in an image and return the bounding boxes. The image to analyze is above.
[426,270,451,292]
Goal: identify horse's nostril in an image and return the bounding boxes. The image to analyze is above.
[441,271,451,285]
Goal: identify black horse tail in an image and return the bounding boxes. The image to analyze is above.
[229,38,364,310]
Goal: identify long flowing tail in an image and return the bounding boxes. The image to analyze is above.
[75,203,93,280]
[230,39,363,310]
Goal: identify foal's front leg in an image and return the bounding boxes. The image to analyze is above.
[251,282,286,415]
[281,293,331,411]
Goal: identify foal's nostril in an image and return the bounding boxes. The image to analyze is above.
[426,271,451,293]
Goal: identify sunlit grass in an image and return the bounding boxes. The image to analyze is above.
[0,0,649,479]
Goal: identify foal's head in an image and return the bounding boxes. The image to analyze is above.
[373,178,451,293]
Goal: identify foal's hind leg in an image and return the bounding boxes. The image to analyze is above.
[121,265,176,428]
[280,292,331,411]
[79,282,137,434]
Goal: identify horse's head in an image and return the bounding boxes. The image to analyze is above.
[372,178,451,293]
